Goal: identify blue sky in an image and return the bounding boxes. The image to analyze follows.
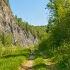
[9,0,49,26]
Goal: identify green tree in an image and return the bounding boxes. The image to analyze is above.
[38,1,70,68]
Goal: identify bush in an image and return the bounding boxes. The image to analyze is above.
[34,57,44,65]
[52,43,70,70]
[32,64,47,70]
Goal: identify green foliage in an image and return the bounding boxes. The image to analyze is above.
[33,57,47,70]
[31,26,48,40]
[4,34,12,46]
[0,46,31,58]
[39,0,70,54]
[0,46,31,70]
[52,43,70,70]
[38,0,70,69]
[34,57,44,65]
[0,56,26,70]
[0,33,12,46]
[32,64,47,70]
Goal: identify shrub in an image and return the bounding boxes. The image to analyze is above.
[34,57,44,65]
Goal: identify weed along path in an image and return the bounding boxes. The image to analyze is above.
[19,58,56,70]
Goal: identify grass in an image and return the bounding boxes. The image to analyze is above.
[0,46,31,58]
[0,46,31,70]
[32,63,47,70]
[0,45,57,70]
[0,56,26,70]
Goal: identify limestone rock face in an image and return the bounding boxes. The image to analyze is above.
[0,0,38,46]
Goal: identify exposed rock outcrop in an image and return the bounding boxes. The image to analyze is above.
[0,0,38,46]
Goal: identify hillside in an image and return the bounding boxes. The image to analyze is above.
[0,0,47,47]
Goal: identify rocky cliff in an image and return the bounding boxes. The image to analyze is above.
[0,0,38,46]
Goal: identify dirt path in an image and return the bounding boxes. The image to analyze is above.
[19,60,33,70]
[19,59,56,70]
